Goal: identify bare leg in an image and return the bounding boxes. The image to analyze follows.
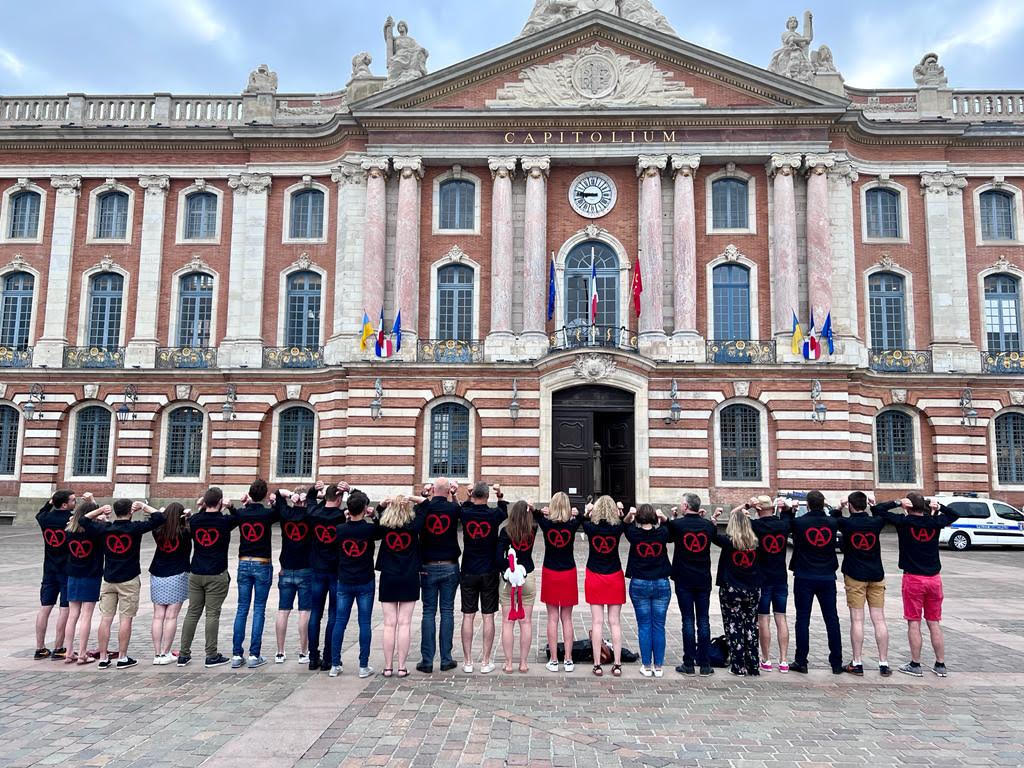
[117,616,133,659]
[520,605,534,672]
[501,615,515,672]
[589,604,604,666]
[461,613,476,667]
[545,603,559,664]
[907,620,923,663]
[481,613,495,666]
[78,603,96,657]
[560,605,574,660]
[849,606,865,661]
[926,620,945,663]
[381,603,398,671]
[608,604,622,665]
[35,604,53,649]
[152,604,167,657]
[275,608,290,655]
[774,613,790,662]
[297,610,310,654]
[63,603,82,658]
[97,615,114,660]
[757,614,771,662]
[396,602,416,671]
[54,607,69,650]
[869,605,889,662]
[161,604,183,656]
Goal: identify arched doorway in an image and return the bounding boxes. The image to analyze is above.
[551,385,635,509]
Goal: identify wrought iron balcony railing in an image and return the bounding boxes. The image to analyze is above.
[63,346,124,369]
[0,346,32,368]
[263,346,325,369]
[869,349,933,373]
[156,346,217,369]
[549,325,638,352]
[706,339,777,365]
[982,349,1024,374]
[417,339,483,364]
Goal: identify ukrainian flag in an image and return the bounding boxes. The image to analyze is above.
[359,311,374,351]
[790,311,804,357]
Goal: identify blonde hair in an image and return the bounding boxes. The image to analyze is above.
[726,508,758,551]
[591,495,620,526]
[548,491,572,523]
[66,501,98,534]
[379,495,415,529]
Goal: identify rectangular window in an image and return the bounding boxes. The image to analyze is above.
[430,405,469,477]
[0,407,18,475]
[720,405,761,482]
[877,412,915,484]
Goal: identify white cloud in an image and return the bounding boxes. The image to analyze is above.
[932,0,1024,55]
[174,0,227,44]
[0,48,25,78]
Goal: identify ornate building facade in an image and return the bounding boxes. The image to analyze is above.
[1,3,1023,513]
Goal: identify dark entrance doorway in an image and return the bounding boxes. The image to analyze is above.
[552,385,635,510]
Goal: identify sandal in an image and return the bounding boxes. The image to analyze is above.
[382,668,394,678]
[612,664,622,677]
[519,664,529,674]
[397,669,409,678]
[592,665,604,677]
[503,665,514,674]
[64,653,78,665]
[77,656,95,666]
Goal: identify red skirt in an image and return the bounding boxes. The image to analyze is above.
[584,569,626,606]
[541,567,579,607]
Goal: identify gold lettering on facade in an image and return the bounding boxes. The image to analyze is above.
[523,133,535,144]
[504,132,515,144]
[572,131,584,143]
[543,132,553,144]
[499,130,686,145]
[643,131,655,142]
[662,130,676,142]
[590,131,603,143]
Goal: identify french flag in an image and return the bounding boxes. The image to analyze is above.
[589,256,599,325]
[375,309,394,359]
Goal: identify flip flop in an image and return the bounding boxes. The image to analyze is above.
[77,657,95,666]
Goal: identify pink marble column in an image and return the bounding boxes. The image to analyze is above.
[805,153,836,332]
[488,157,517,336]
[670,154,700,335]
[392,156,424,347]
[361,157,390,321]
[769,153,802,341]
[521,156,550,346]
[637,155,668,339]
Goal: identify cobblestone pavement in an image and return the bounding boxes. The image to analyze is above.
[2,526,1023,767]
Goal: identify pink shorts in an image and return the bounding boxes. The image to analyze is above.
[901,573,943,622]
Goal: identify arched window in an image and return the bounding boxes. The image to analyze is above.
[0,404,19,475]
[184,191,217,240]
[981,189,1016,241]
[289,189,324,239]
[868,272,906,351]
[277,407,315,477]
[437,264,474,341]
[438,179,475,231]
[430,403,469,477]
[711,178,748,230]
[712,264,750,340]
[177,273,214,348]
[565,241,618,328]
[165,407,204,477]
[8,190,40,239]
[876,410,915,484]
[720,404,761,481]
[985,274,1021,353]
[95,190,129,239]
[865,187,901,239]
[995,412,1024,485]
[86,273,124,350]
[285,271,321,348]
[0,272,34,350]
[72,406,111,477]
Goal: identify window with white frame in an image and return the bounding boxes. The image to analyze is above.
[868,272,907,351]
[985,274,1021,353]
[865,187,901,239]
[720,403,761,482]
[277,406,315,477]
[437,264,474,341]
[184,191,218,240]
[438,179,475,231]
[981,189,1016,241]
[177,273,214,348]
[430,403,469,477]
[7,190,40,239]
[0,272,34,350]
[289,189,325,240]
[876,410,915,485]
[995,412,1024,485]
[285,271,321,348]
[72,405,111,477]
[565,241,618,329]
[165,407,204,477]
[86,273,124,350]
[712,263,750,341]
[711,178,749,230]
[0,404,18,475]
[95,190,130,239]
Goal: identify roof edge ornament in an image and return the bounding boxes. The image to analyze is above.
[520,0,675,38]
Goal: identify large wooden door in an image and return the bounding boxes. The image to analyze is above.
[596,411,635,508]
[552,409,593,510]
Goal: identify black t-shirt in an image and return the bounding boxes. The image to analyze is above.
[623,525,671,580]
[751,514,792,586]
[149,528,192,578]
[188,510,241,576]
[537,515,583,571]
[876,502,959,576]
[309,506,347,574]
[714,532,760,590]
[65,526,104,580]
[418,497,462,563]
[497,526,537,575]
[837,513,887,583]
[90,514,166,583]
[277,500,313,572]
[36,503,72,576]
[335,518,377,585]
[235,502,279,560]
[460,503,508,575]
[666,515,716,590]
[582,520,624,574]
[789,511,840,580]
[375,509,427,581]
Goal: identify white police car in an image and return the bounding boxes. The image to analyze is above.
[932,495,1024,551]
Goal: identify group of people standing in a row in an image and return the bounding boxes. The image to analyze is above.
[33,480,957,679]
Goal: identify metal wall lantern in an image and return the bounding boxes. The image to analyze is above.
[810,379,827,425]
[960,388,978,428]
[370,378,383,421]
[115,384,139,424]
[22,383,44,420]
[664,379,682,425]
[221,384,238,421]
[509,379,521,423]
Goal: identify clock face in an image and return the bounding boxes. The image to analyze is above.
[569,172,617,219]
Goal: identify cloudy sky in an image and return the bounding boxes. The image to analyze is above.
[0,0,1020,95]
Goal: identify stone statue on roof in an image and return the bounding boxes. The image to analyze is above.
[244,64,278,94]
[520,0,675,37]
[383,16,429,89]
[768,11,841,85]
[913,52,948,87]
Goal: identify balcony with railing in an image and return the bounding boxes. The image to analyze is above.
[982,350,1024,374]
[706,339,776,365]
[868,349,933,373]
[417,339,483,364]
[952,92,1024,121]
[0,346,32,368]
[549,325,638,353]
[63,346,124,369]
[263,346,325,369]
[156,347,217,370]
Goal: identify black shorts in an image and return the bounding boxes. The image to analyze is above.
[40,571,68,608]
[460,572,499,615]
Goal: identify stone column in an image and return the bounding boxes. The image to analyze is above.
[125,174,170,369]
[325,158,367,365]
[34,175,82,368]
[392,156,424,359]
[769,153,802,359]
[921,171,979,372]
[804,153,835,337]
[826,158,865,366]
[486,156,518,361]
[360,157,390,335]
[220,172,272,368]
[520,156,551,360]
[637,154,670,360]
[669,154,702,361]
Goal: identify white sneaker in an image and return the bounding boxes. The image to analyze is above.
[152,656,163,666]
[274,653,286,664]
[563,659,575,673]
[640,666,653,677]
[297,652,309,664]
[230,655,244,669]
[359,666,374,678]
[546,659,559,672]
[328,665,341,678]
[159,654,174,665]
[463,663,474,673]
[480,662,495,674]
[653,667,664,678]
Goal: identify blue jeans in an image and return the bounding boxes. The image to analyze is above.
[419,563,460,666]
[307,571,338,662]
[674,584,711,668]
[793,577,843,669]
[278,569,313,611]
[331,579,375,668]
[232,561,273,658]
[629,578,671,667]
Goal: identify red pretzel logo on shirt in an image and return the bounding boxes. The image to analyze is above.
[341,539,368,558]
[69,540,92,559]
[849,532,877,551]
[194,528,220,548]
[157,537,180,554]
[314,525,337,545]
[761,534,786,555]
[682,532,709,553]
[732,549,756,569]
[805,526,833,548]
[546,529,571,548]
[43,529,66,548]
[636,542,664,558]
[385,531,413,552]
[283,522,308,542]
[513,537,533,552]
[465,520,492,540]
[106,534,132,555]
[426,515,451,535]
[910,527,937,543]
[591,535,617,555]
[239,522,265,543]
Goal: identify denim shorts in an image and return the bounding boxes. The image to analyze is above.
[757,582,789,615]
[278,568,313,611]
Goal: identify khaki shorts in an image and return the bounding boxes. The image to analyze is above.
[501,571,537,613]
[99,576,141,618]
[845,575,885,609]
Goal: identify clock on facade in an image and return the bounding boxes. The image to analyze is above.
[569,172,617,219]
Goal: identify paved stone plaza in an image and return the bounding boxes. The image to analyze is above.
[2,526,1024,767]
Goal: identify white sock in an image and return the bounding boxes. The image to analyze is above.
[852,659,862,666]
[879,660,888,666]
